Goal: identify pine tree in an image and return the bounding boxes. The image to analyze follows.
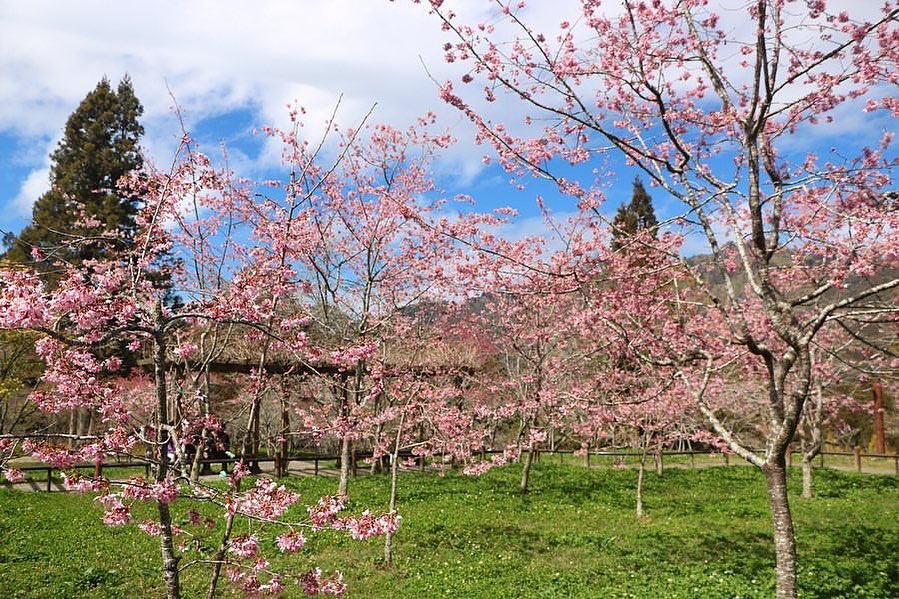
[611,177,658,252]
[3,76,144,267]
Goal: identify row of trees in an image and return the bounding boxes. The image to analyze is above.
[1,2,897,597]
[418,2,898,597]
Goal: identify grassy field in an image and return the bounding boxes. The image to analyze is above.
[1,464,896,598]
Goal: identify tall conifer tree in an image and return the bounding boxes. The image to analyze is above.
[3,76,144,267]
[611,177,658,252]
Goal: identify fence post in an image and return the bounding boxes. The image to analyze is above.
[894,453,898,476]
[787,445,793,468]
[47,468,52,492]
[819,451,824,468]
[690,450,695,468]
[723,452,729,466]
[314,458,319,477]
[854,446,862,473]
[584,451,590,469]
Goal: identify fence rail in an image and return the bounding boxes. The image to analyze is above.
[3,447,896,492]
[531,447,899,475]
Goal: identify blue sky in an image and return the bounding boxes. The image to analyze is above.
[0,0,891,256]
[0,0,667,246]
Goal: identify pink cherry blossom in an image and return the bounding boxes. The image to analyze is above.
[228,534,260,560]
[276,531,306,553]
[2,468,24,483]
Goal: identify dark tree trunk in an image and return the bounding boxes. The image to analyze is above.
[519,446,535,494]
[241,399,262,474]
[276,396,290,478]
[370,394,384,475]
[192,373,213,481]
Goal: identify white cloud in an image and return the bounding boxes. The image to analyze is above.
[0,0,499,227]
[1,0,891,234]
[11,167,50,219]
[0,1,475,135]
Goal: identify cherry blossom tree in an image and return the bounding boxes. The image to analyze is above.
[0,111,401,597]
[414,1,899,596]
[796,317,897,498]
[259,110,467,497]
[458,259,590,492]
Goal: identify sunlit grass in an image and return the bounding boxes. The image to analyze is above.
[1,464,896,597]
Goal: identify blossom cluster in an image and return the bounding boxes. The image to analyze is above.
[300,568,347,596]
[276,530,306,553]
[62,472,107,493]
[97,494,131,527]
[308,495,348,529]
[225,566,283,596]
[2,468,24,483]
[229,478,299,519]
[229,534,261,559]
[339,510,400,541]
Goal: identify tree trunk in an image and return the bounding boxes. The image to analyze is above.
[67,410,77,449]
[370,422,384,475]
[205,509,237,599]
[158,501,181,599]
[636,454,646,519]
[519,446,535,494]
[81,408,93,440]
[799,380,824,500]
[384,412,405,566]
[654,447,663,477]
[763,459,798,599]
[384,454,399,565]
[153,303,181,599]
[873,381,885,454]
[801,456,813,500]
[276,397,290,478]
[241,398,262,474]
[338,436,351,496]
[370,393,384,475]
[189,428,207,483]
[800,444,822,500]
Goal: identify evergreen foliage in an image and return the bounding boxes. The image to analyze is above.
[611,177,659,252]
[3,76,144,267]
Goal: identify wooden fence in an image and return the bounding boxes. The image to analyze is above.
[533,447,899,475]
[3,447,896,492]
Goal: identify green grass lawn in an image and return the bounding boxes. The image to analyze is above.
[1,464,896,598]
